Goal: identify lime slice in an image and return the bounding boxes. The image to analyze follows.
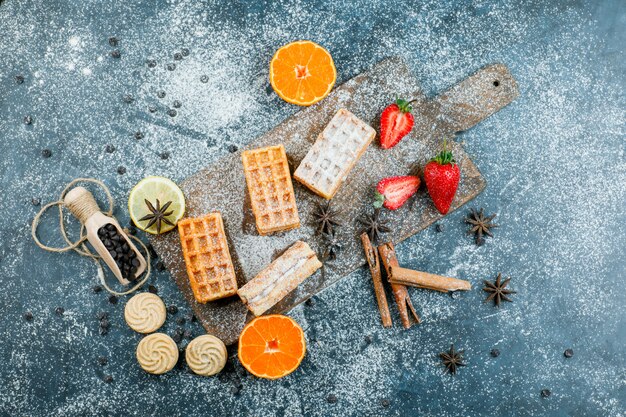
[128,176,185,235]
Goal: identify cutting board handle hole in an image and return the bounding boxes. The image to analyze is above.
[493,80,500,87]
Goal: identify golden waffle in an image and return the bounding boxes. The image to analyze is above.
[237,241,322,316]
[294,108,376,199]
[178,213,238,303]
[241,144,300,235]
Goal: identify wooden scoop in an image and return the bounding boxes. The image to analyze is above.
[63,186,147,285]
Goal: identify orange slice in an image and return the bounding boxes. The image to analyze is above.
[238,315,306,379]
[269,40,336,106]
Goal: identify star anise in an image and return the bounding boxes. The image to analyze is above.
[312,201,341,235]
[465,208,498,246]
[439,344,466,375]
[138,199,174,234]
[321,231,342,261]
[483,273,516,306]
[357,208,392,244]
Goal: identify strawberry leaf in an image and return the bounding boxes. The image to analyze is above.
[373,192,385,208]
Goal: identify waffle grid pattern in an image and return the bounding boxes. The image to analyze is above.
[294,109,376,199]
[242,145,300,234]
[178,213,238,303]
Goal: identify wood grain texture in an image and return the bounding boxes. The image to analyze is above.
[150,57,518,345]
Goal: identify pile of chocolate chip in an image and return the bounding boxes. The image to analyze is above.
[98,224,139,280]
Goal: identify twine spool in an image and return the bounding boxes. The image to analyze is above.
[31,178,151,296]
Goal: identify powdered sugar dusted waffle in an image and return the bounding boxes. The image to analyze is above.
[241,145,300,235]
[294,108,376,199]
[178,213,238,303]
[237,241,322,316]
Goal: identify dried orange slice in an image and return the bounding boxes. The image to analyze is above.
[238,315,306,379]
[269,40,336,106]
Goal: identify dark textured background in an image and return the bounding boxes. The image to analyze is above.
[0,0,624,416]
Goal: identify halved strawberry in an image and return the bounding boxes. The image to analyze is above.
[379,99,415,149]
[374,176,421,210]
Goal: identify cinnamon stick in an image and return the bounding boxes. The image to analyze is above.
[378,242,420,328]
[360,233,392,328]
[388,266,472,293]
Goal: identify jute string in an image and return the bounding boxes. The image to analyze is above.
[31,178,151,296]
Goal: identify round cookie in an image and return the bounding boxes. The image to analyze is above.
[136,333,178,374]
[124,292,166,333]
[185,335,227,376]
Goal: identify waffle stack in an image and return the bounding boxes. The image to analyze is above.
[178,213,238,303]
[294,108,376,199]
[237,241,322,316]
[241,144,300,235]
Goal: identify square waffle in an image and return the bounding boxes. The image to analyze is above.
[241,144,300,235]
[294,108,376,199]
[237,241,322,316]
[178,213,238,303]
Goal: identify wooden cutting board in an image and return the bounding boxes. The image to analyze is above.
[151,57,519,345]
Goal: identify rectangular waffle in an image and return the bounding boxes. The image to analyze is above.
[178,213,238,303]
[294,108,376,199]
[237,241,322,316]
[241,144,300,235]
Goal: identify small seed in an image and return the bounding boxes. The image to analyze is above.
[173,53,183,61]
[111,50,121,59]
[148,106,157,113]
[146,59,157,68]
[41,149,52,158]
[23,115,33,125]
[167,109,177,117]
[103,375,113,383]
[123,94,134,103]
[134,131,144,140]
[167,305,178,314]
[541,389,551,398]
[55,307,65,316]
[200,75,209,83]
[98,356,108,366]
[31,197,41,206]
[564,348,574,358]
[117,166,126,175]
[166,63,176,71]
[108,295,118,305]
[490,348,500,358]
[181,48,190,56]
[327,394,337,404]
[148,285,158,294]
[24,311,34,321]
[105,144,115,153]
[173,100,182,108]
[15,75,25,84]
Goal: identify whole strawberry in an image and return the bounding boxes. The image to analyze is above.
[374,175,420,210]
[379,99,416,149]
[424,141,460,214]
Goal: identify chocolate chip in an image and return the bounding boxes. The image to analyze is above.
[490,348,500,358]
[98,356,108,366]
[381,399,390,407]
[103,375,113,383]
[327,394,337,404]
[157,90,166,98]
[181,48,190,57]
[227,144,238,153]
[146,59,157,68]
[167,305,178,314]
[173,100,182,108]
[200,75,209,83]
[93,285,103,294]
[105,144,115,153]
[166,63,176,71]
[148,285,158,294]
[435,223,444,233]
[108,295,118,305]
[24,311,33,321]
[55,307,65,316]
[41,149,52,158]
[123,94,134,103]
[15,75,24,84]
[173,53,183,61]
[541,389,551,398]
[564,348,574,358]
[167,109,177,117]
[117,166,126,175]
[31,197,41,206]
[23,115,33,125]
[111,50,121,58]
[134,131,144,140]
